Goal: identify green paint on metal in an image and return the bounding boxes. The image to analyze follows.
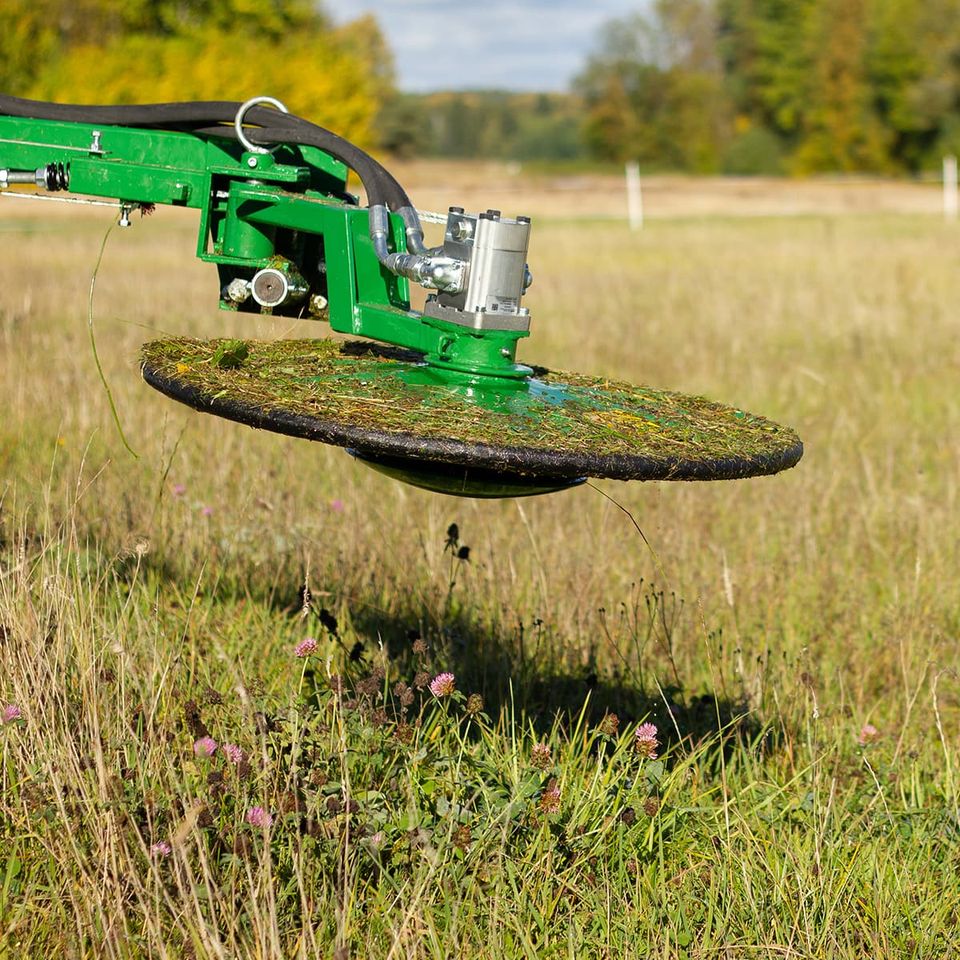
[0,113,533,378]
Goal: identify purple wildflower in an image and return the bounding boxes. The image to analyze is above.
[193,736,218,759]
[150,841,172,857]
[295,637,318,658]
[429,672,456,698]
[634,722,659,759]
[330,499,345,513]
[857,723,880,746]
[172,483,186,497]
[201,505,214,517]
[1,704,22,724]
[223,743,245,765]
[246,806,273,829]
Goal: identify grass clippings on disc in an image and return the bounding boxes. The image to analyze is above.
[140,337,803,481]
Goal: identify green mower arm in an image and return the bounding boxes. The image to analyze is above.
[0,98,532,379]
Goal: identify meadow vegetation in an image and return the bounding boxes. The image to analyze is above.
[0,184,958,957]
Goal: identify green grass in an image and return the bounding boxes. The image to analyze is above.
[0,205,958,958]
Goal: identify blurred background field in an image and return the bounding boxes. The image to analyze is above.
[1,177,959,956]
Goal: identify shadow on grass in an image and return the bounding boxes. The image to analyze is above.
[345,604,768,759]
[114,547,771,759]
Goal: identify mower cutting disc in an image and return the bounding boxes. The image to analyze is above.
[141,337,802,497]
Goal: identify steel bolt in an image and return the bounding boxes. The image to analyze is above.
[451,219,473,241]
[247,156,258,168]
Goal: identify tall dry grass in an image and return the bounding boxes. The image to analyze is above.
[0,185,958,957]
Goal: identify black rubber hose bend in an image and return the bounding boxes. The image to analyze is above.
[0,94,413,210]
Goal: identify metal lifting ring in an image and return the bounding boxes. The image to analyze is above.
[234,96,289,155]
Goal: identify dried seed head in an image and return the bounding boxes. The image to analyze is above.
[466,693,484,715]
[539,779,561,815]
[597,712,620,736]
[530,742,552,770]
[183,701,208,739]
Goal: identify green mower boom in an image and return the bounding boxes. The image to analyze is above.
[0,95,803,497]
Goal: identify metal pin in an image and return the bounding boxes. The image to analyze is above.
[118,204,132,228]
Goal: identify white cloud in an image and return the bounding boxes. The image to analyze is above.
[331,0,645,91]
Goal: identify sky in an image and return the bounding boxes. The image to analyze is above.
[330,0,645,92]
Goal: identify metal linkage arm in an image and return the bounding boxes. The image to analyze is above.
[0,105,533,378]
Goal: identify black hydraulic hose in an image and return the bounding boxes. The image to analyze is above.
[187,119,411,209]
[0,94,412,210]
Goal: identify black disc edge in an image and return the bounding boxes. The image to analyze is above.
[141,361,804,483]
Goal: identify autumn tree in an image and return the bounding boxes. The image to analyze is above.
[718,0,960,172]
[1,0,389,148]
[792,0,890,172]
[866,0,960,170]
[577,0,960,173]
[577,0,730,172]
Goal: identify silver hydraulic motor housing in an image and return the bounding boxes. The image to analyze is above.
[423,207,533,332]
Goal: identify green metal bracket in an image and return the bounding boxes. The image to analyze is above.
[0,113,528,379]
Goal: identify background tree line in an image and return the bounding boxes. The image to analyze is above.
[577,0,960,174]
[392,0,960,174]
[4,0,960,173]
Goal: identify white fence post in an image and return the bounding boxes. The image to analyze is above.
[625,161,643,231]
[944,154,958,222]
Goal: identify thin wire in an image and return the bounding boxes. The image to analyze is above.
[88,223,138,458]
[585,480,669,584]
[1,190,453,225]
[414,209,448,224]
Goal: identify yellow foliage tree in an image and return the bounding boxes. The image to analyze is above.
[4,2,388,149]
[30,28,381,147]
[792,0,891,173]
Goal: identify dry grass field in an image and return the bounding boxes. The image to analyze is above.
[389,162,946,219]
[0,172,958,958]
